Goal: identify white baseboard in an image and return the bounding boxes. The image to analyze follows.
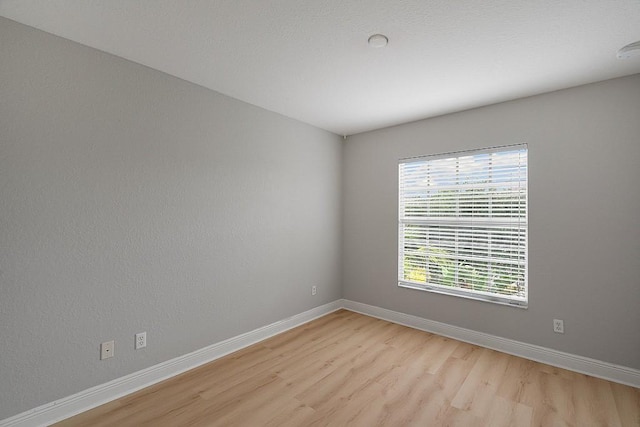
[0,301,342,427]
[341,299,640,389]
[3,298,639,426]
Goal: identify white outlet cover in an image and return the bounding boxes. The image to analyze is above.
[101,340,114,360]
[135,332,147,349]
[553,319,564,334]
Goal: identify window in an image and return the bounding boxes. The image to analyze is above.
[398,144,528,307]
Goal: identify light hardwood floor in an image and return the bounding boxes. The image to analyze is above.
[55,310,640,426]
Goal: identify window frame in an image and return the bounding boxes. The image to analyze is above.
[398,144,528,308]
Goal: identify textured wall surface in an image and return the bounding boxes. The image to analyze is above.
[0,18,342,420]
[343,74,640,370]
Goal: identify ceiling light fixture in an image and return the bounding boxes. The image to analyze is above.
[368,34,388,48]
[617,41,640,59]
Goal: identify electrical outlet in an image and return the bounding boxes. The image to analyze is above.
[311,286,317,296]
[101,340,114,360]
[553,319,564,334]
[135,332,147,349]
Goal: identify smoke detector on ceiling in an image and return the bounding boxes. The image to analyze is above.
[368,34,388,48]
[617,41,640,59]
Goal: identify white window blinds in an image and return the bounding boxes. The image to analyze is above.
[398,145,528,306]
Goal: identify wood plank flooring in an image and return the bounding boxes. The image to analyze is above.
[55,310,640,426]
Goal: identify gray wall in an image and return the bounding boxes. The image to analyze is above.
[343,74,640,370]
[0,18,342,420]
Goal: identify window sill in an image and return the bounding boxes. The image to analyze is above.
[398,281,528,309]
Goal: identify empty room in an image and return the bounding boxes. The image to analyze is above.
[1,1,639,426]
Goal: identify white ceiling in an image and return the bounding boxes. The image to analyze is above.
[1,1,639,135]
